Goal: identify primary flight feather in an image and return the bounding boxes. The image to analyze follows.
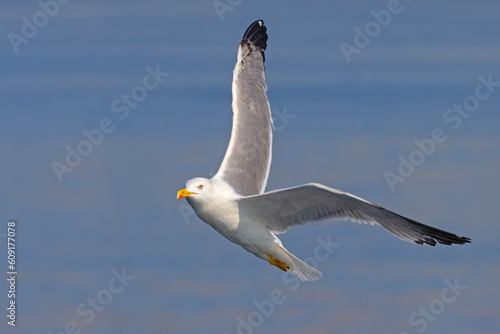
[177,20,470,282]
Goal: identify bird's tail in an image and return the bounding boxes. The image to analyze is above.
[277,245,322,282]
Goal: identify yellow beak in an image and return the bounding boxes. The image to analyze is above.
[177,188,196,199]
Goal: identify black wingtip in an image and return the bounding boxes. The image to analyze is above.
[374,203,472,246]
[240,19,268,62]
[401,215,472,246]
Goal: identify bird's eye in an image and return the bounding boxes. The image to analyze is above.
[198,185,203,190]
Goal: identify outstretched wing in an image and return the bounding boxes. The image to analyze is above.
[214,20,273,196]
[238,183,471,246]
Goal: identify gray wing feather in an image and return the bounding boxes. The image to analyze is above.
[214,20,272,196]
[238,183,471,246]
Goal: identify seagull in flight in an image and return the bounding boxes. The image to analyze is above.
[177,20,470,281]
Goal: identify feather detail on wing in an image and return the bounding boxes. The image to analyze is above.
[238,183,471,246]
[214,20,273,196]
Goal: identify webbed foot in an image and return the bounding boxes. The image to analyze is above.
[266,254,289,272]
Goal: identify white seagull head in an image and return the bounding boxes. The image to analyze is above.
[177,177,212,200]
[177,176,241,204]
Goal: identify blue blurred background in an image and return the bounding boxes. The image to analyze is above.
[1,1,499,333]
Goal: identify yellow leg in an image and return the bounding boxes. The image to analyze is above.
[266,254,289,272]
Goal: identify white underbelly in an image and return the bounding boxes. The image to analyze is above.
[200,207,276,259]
